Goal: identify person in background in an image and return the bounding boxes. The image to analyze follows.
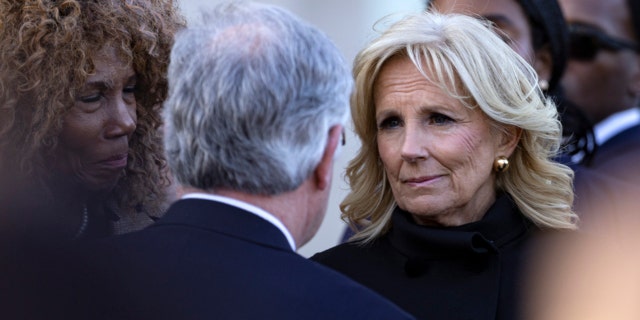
[558,0,640,179]
[0,0,184,241]
[0,1,184,318]
[525,3,640,309]
[75,2,414,319]
[313,10,577,320]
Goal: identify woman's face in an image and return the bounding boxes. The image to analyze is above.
[375,56,511,227]
[432,0,535,64]
[56,45,137,192]
[431,0,558,84]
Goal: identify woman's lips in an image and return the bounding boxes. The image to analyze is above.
[99,153,128,170]
[402,175,443,186]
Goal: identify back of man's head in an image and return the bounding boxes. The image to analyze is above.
[163,1,351,196]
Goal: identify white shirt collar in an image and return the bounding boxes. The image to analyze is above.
[594,107,640,146]
[181,192,296,251]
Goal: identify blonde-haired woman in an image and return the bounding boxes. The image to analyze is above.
[312,10,576,320]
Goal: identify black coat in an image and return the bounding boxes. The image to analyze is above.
[312,194,541,320]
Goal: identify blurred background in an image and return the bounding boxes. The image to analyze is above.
[178,0,425,257]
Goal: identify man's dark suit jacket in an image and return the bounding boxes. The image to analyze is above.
[589,122,640,184]
[76,199,413,320]
[569,122,640,223]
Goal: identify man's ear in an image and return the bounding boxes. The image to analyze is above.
[314,125,342,190]
[498,125,522,158]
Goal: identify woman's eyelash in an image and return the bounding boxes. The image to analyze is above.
[377,112,454,130]
[378,117,401,129]
[123,85,137,94]
[430,113,453,124]
[78,94,102,103]
[77,84,137,103]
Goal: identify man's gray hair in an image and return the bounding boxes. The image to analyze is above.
[164,1,352,195]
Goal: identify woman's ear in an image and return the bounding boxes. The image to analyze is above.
[498,125,522,157]
[534,46,553,90]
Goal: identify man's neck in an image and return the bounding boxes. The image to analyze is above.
[179,186,309,250]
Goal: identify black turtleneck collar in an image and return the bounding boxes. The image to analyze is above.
[387,193,532,261]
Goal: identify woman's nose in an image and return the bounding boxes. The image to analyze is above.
[106,96,137,139]
[400,125,428,163]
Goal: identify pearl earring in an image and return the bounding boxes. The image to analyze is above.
[539,79,549,91]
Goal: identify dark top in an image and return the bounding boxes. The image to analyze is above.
[313,194,540,320]
[72,199,415,320]
[0,175,114,320]
[589,122,640,185]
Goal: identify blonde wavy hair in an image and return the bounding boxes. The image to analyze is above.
[344,10,577,243]
[0,0,185,217]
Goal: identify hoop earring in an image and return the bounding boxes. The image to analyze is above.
[493,156,509,173]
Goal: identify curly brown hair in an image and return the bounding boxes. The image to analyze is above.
[0,0,185,217]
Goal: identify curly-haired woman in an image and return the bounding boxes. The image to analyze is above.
[0,0,185,242]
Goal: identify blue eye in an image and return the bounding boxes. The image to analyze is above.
[378,116,402,130]
[430,113,453,125]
